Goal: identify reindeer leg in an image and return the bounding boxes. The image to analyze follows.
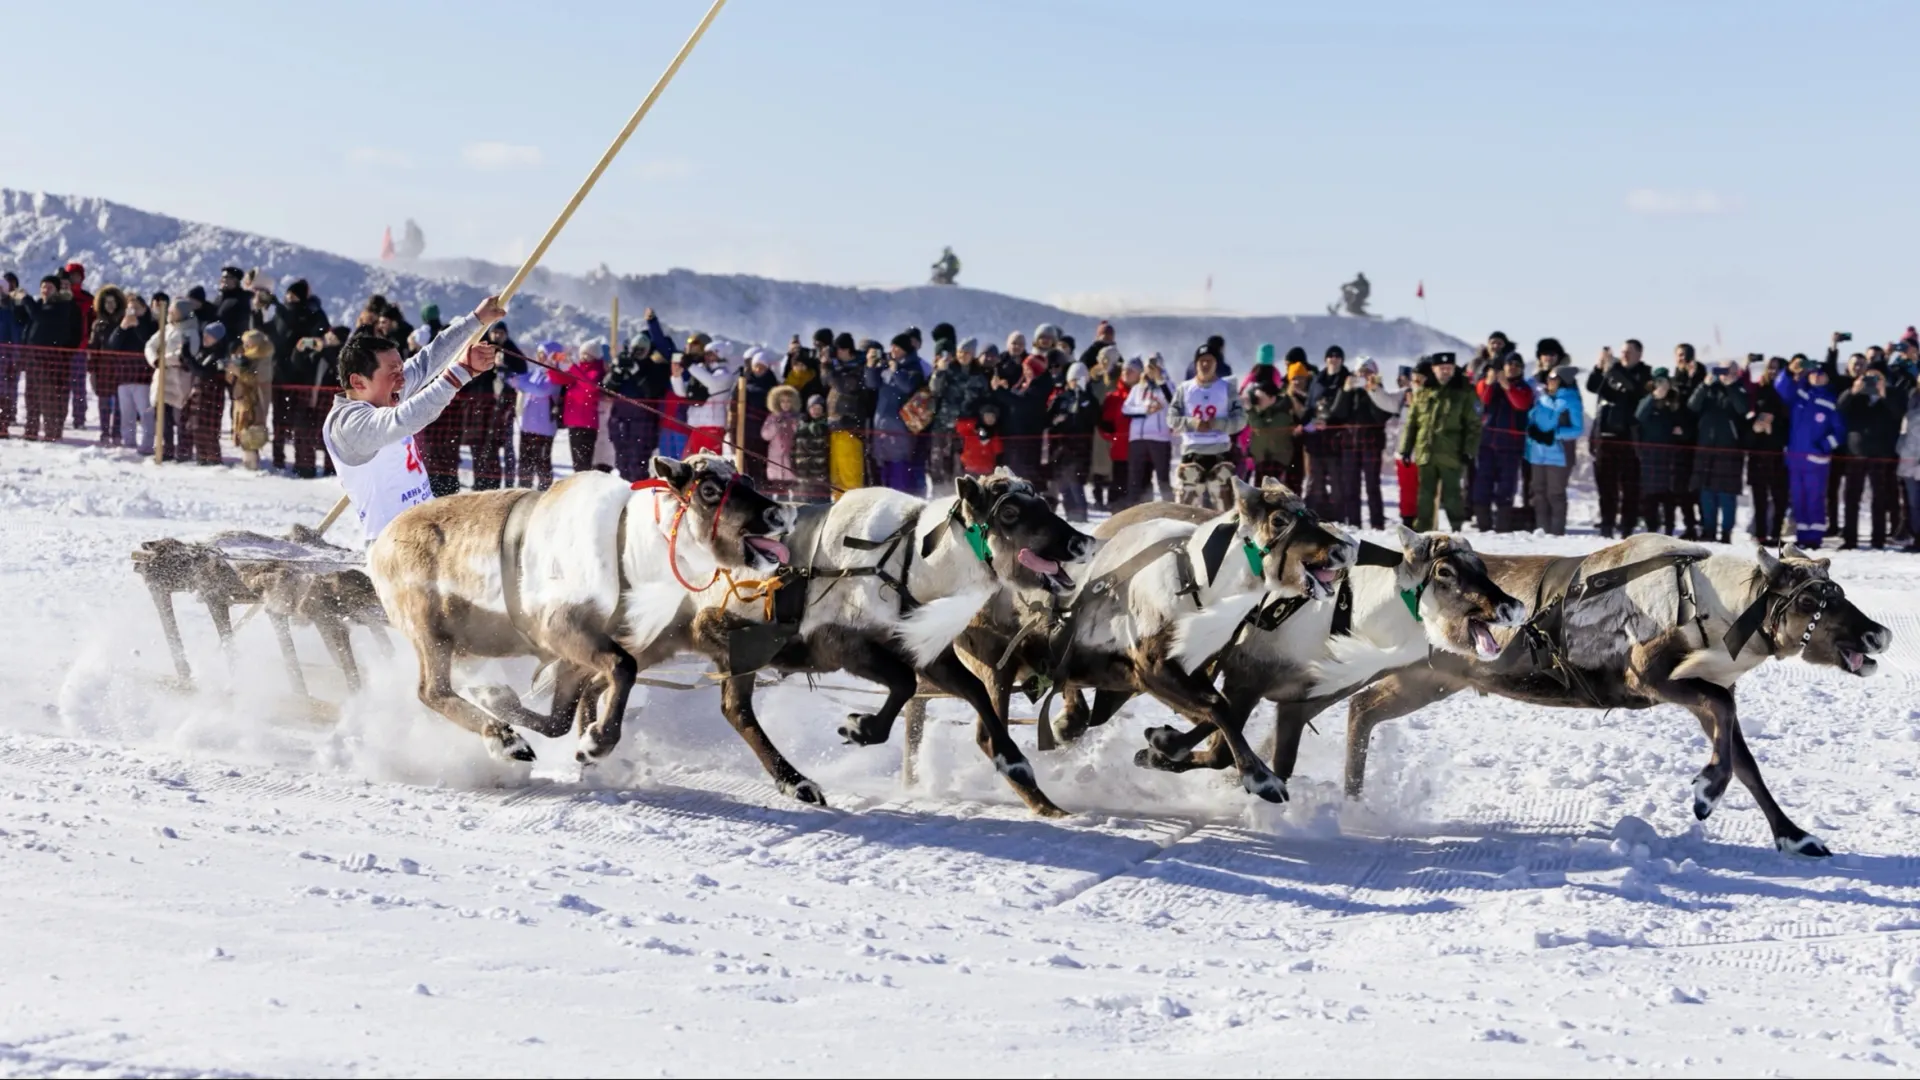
[1133,664,1285,802]
[1269,695,1341,781]
[413,635,535,761]
[921,646,1064,816]
[719,672,823,805]
[575,644,639,764]
[313,615,362,694]
[1727,717,1827,857]
[267,611,309,698]
[206,599,237,667]
[832,644,918,747]
[1659,677,1735,821]
[1344,669,1458,799]
[1086,688,1132,729]
[148,584,193,684]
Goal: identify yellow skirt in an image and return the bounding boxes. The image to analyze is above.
[829,431,865,497]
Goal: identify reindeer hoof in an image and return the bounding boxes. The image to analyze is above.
[1241,769,1289,804]
[838,713,891,747]
[1133,747,1199,774]
[486,728,536,763]
[1142,725,1192,762]
[1691,771,1729,820]
[1049,712,1087,747]
[1775,833,1831,858]
[782,778,827,807]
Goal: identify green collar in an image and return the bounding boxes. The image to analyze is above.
[1242,539,1266,578]
[948,503,993,563]
[1400,585,1424,622]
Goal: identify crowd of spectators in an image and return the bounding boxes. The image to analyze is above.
[4,260,1918,551]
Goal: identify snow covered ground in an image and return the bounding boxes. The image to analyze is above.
[4,438,1919,1077]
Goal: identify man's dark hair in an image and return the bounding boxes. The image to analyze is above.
[338,330,399,389]
[1625,338,1644,352]
[2,272,16,288]
[1676,342,1696,363]
[286,278,310,302]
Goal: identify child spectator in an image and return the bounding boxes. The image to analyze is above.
[792,396,832,502]
[761,384,801,495]
[957,401,1005,477]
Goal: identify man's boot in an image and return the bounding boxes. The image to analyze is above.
[1472,502,1493,532]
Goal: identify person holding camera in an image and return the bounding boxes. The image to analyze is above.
[1689,362,1750,544]
[670,331,736,461]
[1838,357,1900,549]
[1472,351,1534,532]
[1776,353,1846,548]
[1585,340,1653,537]
[1524,361,1583,535]
[1122,352,1175,502]
[1745,357,1791,546]
[865,333,928,493]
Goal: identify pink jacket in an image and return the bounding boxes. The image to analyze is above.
[561,359,605,429]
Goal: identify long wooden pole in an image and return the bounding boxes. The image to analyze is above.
[611,294,620,360]
[312,0,729,538]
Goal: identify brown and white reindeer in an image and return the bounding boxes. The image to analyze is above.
[370,454,796,776]
[691,473,1094,815]
[1040,479,1358,803]
[1112,525,1527,781]
[1339,535,1890,857]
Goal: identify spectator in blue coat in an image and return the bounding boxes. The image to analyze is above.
[1523,363,1583,535]
[1777,359,1846,548]
[867,332,927,493]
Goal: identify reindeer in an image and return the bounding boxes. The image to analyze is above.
[1113,526,1527,781]
[370,454,796,774]
[1042,479,1358,802]
[693,474,1094,815]
[1340,536,1890,857]
[133,527,388,699]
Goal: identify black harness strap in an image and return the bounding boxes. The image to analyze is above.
[1199,519,1237,585]
[1492,550,1709,700]
[1722,569,1838,660]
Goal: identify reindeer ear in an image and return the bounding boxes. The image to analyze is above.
[1782,542,1810,561]
[1232,477,1261,514]
[650,454,693,490]
[1394,523,1422,554]
[1755,546,1781,577]
[955,474,984,511]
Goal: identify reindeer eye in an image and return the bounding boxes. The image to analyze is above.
[1434,564,1455,581]
[1796,593,1821,612]
[997,503,1021,526]
[698,480,723,503]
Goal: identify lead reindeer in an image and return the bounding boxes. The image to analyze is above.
[370,454,796,772]
[1340,536,1890,857]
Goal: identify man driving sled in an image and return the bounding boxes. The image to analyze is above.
[322,296,508,543]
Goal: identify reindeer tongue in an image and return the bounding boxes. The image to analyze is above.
[1017,549,1061,576]
[746,536,791,564]
[1470,621,1500,660]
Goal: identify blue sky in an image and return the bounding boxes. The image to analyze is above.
[8,0,1916,360]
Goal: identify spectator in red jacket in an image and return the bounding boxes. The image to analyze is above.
[956,402,1004,476]
[1100,358,1138,506]
[64,263,94,431]
[1472,349,1535,531]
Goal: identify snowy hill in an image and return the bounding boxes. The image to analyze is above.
[2,190,1470,362]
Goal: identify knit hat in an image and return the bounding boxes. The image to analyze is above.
[1284,346,1308,366]
[539,340,564,357]
[579,341,605,361]
[813,327,835,346]
[1033,322,1063,343]
[1324,344,1345,360]
[1357,357,1378,375]
[1286,361,1311,382]
[1552,364,1579,384]
[1096,345,1121,368]
[220,266,243,280]
[1067,361,1090,388]
[1124,356,1145,373]
[834,331,856,351]
[420,303,440,325]
[890,332,915,353]
[1193,343,1219,361]
[64,261,85,281]
[187,286,207,302]
[1256,343,1276,367]
[202,322,227,343]
[958,336,979,355]
[169,299,194,320]
[1651,366,1670,381]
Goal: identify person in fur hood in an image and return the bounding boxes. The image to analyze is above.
[86,285,129,444]
[229,329,275,470]
[144,299,200,460]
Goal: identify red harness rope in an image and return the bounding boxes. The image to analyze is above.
[631,478,783,615]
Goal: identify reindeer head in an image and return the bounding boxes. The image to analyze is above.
[1393,525,1526,660]
[950,473,1095,593]
[1753,544,1890,676]
[649,453,794,573]
[1227,478,1357,602]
